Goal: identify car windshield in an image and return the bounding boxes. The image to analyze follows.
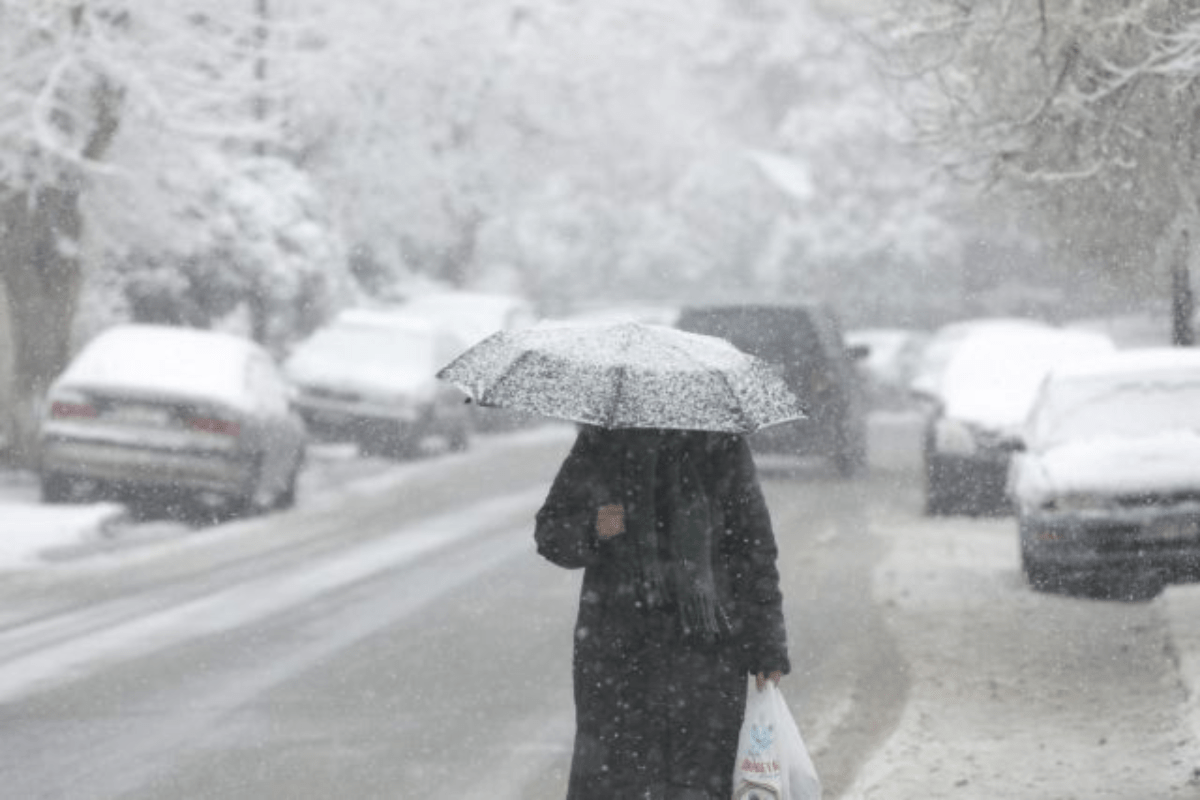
[400,292,530,345]
[937,327,1113,429]
[677,308,823,371]
[1034,376,1200,446]
[909,320,1046,396]
[285,324,436,382]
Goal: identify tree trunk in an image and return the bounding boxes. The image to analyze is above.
[0,188,85,466]
[1169,172,1200,347]
[1172,233,1195,346]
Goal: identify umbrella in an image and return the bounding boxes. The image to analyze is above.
[435,321,806,433]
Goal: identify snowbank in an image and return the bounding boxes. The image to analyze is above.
[0,500,123,568]
[1160,584,1200,756]
[846,516,1200,798]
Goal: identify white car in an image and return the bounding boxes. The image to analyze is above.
[917,322,1114,515]
[395,291,537,432]
[1010,348,1200,591]
[397,290,536,347]
[38,324,307,514]
[284,311,471,458]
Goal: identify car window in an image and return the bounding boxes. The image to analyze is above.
[1036,375,1200,446]
[286,323,438,380]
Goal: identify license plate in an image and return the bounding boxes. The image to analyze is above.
[104,404,172,427]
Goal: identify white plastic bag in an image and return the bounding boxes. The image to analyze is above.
[732,677,821,800]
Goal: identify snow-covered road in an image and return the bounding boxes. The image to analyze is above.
[1,415,1200,797]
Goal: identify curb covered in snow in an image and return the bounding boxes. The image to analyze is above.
[1161,584,1200,744]
[0,500,126,568]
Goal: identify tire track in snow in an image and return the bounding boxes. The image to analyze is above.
[0,489,546,704]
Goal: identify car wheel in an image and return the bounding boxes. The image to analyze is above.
[923,451,948,515]
[381,428,419,460]
[827,414,866,478]
[447,423,470,453]
[274,465,299,510]
[40,473,77,504]
[357,433,385,458]
[1021,547,1059,591]
[833,434,866,477]
[1019,520,1060,590]
[224,456,267,518]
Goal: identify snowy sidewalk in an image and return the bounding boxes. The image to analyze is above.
[0,470,124,569]
[1161,584,1200,753]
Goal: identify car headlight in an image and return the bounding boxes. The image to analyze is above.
[933,417,976,456]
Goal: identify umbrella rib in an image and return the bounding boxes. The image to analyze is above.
[476,348,538,408]
[607,363,629,429]
[658,336,754,432]
[603,323,639,428]
[711,364,754,432]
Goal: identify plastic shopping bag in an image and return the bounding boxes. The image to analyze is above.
[732,677,821,800]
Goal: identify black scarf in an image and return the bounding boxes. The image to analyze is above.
[594,428,729,638]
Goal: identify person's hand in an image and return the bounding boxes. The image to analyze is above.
[597,504,625,539]
[755,671,783,691]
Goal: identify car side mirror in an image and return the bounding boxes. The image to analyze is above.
[846,344,870,361]
[1000,436,1026,453]
[908,383,941,410]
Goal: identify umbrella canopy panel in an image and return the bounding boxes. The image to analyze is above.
[437,322,806,433]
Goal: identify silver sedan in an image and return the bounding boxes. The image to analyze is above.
[38,324,307,515]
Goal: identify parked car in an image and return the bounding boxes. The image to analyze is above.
[394,291,537,432]
[283,310,470,458]
[908,317,1047,400]
[675,303,869,476]
[916,321,1114,516]
[38,324,306,514]
[1010,348,1200,591]
[396,290,536,347]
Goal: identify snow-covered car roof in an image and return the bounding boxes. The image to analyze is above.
[1027,347,1200,447]
[398,291,535,345]
[54,324,266,409]
[1015,348,1200,502]
[909,317,1048,397]
[332,307,445,334]
[1044,346,1200,382]
[936,324,1115,429]
[283,312,464,394]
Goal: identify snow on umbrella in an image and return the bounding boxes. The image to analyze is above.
[435,321,806,433]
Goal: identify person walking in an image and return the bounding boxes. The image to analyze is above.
[535,425,791,800]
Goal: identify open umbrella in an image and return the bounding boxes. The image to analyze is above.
[435,321,806,433]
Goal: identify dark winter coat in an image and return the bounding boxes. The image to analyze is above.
[535,428,790,800]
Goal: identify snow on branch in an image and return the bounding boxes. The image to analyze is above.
[0,1,306,193]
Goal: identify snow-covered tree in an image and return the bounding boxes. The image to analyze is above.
[874,0,1200,337]
[0,1,346,461]
[721,0,968,325]
[286,0,964,322]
